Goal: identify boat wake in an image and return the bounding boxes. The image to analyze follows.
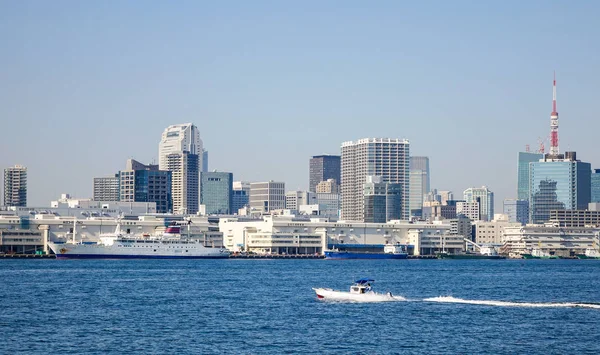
[423,296,600,309]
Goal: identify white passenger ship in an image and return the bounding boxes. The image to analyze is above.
[48,222,230,259]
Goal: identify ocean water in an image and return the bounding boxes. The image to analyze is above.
[2,259,600,354]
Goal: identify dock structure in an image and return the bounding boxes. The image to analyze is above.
[0,253,56,258]
[0,253,437,260]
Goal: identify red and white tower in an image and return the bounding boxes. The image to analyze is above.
[549,72,559,156]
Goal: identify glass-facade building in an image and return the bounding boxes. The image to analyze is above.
[232,190,249,214]
[529,160,591,224]
[200,172,233,215]
[309,155,341,193]
[363,179,402,223]
[119,162,172,213]
[503,199,529,225]
[517,152,543,201]
[591,169,600,203]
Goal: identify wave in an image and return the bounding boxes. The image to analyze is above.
[423,296,600,309]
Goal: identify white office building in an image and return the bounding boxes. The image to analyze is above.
[158,123,203,170]
[341,138,410,221]
[249,181,285,214]
[463,186,494,221]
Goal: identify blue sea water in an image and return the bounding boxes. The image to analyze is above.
[2,259,600,354]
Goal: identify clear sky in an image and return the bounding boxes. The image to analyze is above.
[1,0,599,209]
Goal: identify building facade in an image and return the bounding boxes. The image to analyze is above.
[249,181,285,214]
[591,169,600,203]
[456,201,480,221]
[316,179,339,193]
[463,186,494,221]
[529,153,591,224]
[341,138,410,221]
[167,152,199,214]
[309,155,341,193]
[363,176,402,223]
[231,190,249,214]
[410,156,430,193]
[517,152,544,200]
[409,170,426,217]
[200,171,233,215]
[285,191,316,211]
[3,165,27,207]
[158,123,202,170]
[503,199,529,225]
[93,174,120,202]
[119,159,172,213]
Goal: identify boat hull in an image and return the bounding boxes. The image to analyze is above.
[312,288,396,302]
[324,251,408,259]
[54,253,229,259]
[48,241,229,259]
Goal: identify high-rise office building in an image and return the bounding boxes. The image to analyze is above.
[309,155,341,193]
[119,159,172,213]
[591,169,600,203]
[232,190,249,214]
[503,199,529,225]
[341,138,410,221]
[250,181,285,213]
[3,165,27,207]
[409,170,426,217]
[200,171,233,215]
[167,152,199,214]
[517,152,543,200]
[463,186,494,221]
[363,176,402,223]
[410,156,430,192]
[529,152,591,224]
[93,174,120,201]
[158,123,203,170]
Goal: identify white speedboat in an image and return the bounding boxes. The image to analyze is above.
[313,278,397,302]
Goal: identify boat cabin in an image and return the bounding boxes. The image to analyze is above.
[350,278,374,294]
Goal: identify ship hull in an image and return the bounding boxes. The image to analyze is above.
[438,254,506,260]
[324,251,408,259]
[48,241,229,259]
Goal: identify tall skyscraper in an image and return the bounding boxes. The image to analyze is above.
[409,170,426,217]
[200,171,233,214]
[341,138,410,221]
[159,123,202,214]
[119,159,172,213]
[3,165,27,207]
[591,169,600,203]
[250,181,285,213]
[167,152,199,214]
[309,155,341,193]
[363,176,402,223]
[158,123,202,170]
[517,152,543,200]
[409,156,430,192]
[93,174,120,201]
[463,186,494,221]
[529,152,591,224]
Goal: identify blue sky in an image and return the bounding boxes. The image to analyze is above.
[1,1,599,209]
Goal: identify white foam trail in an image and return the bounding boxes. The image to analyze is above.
[423,296,600,309]
[321,295,407,303]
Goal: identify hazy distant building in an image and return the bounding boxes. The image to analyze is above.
[591,169,600,203]
[363,176,402,223]
[463,186,494,221]
[4,165,27,207]
[250,181,285,213]
[503,199,529,225]
[529,152,591,224]
[167,152,199,214]
[517,152,544,201]
[202,149,209,173]
[200,171,233,215]
[410,156,430,191]
[119,159,172,213]
[93,174,120,202]
[309,155,341,193]
[285,191,316,211]
[341,138,410,221]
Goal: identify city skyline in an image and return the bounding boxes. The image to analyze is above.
[2,1,600,209]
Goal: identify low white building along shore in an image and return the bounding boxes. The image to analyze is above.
[218,215,464,255]
[501,224,599,258]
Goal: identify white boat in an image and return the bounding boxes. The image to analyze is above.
[48,221,230,259]
[313,278,397,302]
